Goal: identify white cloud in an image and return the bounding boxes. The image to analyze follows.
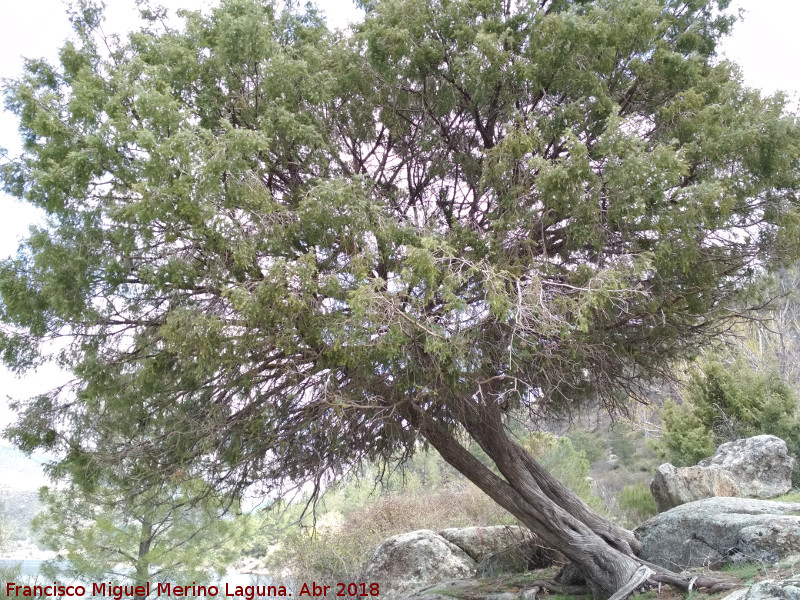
[720,0,800,98]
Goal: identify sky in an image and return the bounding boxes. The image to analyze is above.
[0,0,798,436]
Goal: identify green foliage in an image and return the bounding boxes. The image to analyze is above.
[2,0,798,499]
[34,478,241,586]
[522,433,603,511]
[720,562,763,582]
[616,484,657,527]
[0,562,56,600]
[774,491,800,503]
[609,424,661,472]
[660,357,800,470]
[0,563,22,599]
[0,500,9,551]
[610,426,637,467]
[660,399,717,466]
[566,429,608,465]
[690,360,799,440]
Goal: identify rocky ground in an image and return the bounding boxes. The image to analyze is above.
[364,436,800,600]
[399,555,800,600]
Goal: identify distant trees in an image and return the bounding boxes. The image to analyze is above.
[747,268,800,387]
[2,0,800,596]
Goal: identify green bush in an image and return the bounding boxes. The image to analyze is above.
[660,358,800,479]
[659,400,716,466]
[521,433,603,511]
[609,426,638,467]
[0,563,49,600]
[566,429,608,465]
[616,484,657,526]
[0,563,21,598]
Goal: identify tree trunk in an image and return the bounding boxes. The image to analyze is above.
[134,518,153,600]
[407,400,642,599]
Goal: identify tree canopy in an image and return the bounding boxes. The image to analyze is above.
[2,0,800,596]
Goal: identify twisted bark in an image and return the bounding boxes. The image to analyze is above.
[406,397,737,599]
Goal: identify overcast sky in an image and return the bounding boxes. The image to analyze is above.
[0,0,798,437]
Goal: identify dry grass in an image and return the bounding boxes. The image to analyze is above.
[264,482,517,594]
[357,482,516,537]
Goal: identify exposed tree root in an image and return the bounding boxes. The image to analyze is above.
[647,569,739,594]
[544,560,741,600]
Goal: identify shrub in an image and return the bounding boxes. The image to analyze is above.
[659,400,716,466]
[521,433,603,512]
[660,357,800,479]
[565,429,608,465]
[616,484,657,526]
[609,426,638,467]
[263,483,515,593]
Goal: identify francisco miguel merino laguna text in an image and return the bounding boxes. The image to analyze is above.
[5,581,381,599]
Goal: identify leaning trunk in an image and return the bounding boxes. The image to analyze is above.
[409,402,642,599]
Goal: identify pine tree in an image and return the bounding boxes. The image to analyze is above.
[35,478,239,596]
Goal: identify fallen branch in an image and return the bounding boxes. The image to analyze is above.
[649,573,738,594]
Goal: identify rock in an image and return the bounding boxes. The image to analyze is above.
[362,530,476,599]
[651,435,793,512]
[476,538,563,578]
[721,591,748,600]
[635,497,800,570]
[397,593,453,600]
[398,579,485,600]
[720,575,800,600]
[396,578,544,600]
[699,436,794,498]
[439,526,531,562]
[651,463,740,512]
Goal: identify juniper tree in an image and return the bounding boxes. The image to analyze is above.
[2,0,800,597]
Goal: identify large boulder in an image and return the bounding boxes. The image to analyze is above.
[721,575,800,600]
[651,463,740,512]
[361,530,475,599]
[699,436,794,498]
[439,526,530,562]
[635,497,800,570]
[651,435,793,512]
